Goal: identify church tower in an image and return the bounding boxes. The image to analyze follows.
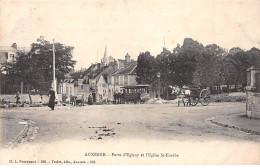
[125,53,130,62]
[101,45,108,67]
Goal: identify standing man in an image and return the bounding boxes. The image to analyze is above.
[15,92,21,105]
[48,87,55,110]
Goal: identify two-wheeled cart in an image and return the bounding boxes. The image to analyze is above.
[178,88,211,106]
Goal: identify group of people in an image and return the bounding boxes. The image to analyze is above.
[13,87,56,110]
[13,87,97,110]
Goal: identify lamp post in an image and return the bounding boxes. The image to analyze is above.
[157,72,161,99]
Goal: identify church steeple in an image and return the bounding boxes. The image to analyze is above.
[104,45,107,57]
[103,45,108,64]
[101,45,108,67]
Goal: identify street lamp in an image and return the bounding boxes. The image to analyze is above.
[157,72,161,99]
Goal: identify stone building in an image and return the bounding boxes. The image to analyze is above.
[0,43,30,65]
[0,43,30,94]
[62,47,138,103]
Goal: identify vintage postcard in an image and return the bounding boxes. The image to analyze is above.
[0,0,259,165]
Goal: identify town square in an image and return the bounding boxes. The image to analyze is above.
[0,0,260,165]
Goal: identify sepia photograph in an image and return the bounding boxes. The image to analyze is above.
[0,0,259,165]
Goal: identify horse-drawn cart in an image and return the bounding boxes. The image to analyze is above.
[176,87,211,106]
[70,94,85,106]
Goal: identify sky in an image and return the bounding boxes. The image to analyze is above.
[0,0,260,70]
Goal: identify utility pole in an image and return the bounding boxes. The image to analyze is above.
[164,36,165,48]
[97,49,99,63]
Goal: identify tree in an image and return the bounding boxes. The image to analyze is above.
[156,48,173,87]
[205,44,228,58]
[10,36,76,96]
[193,44,227,89]
[219,55,239,90]
[173,44,181,56]
[136,51,157,84]
[246,47,260,66]
[175,38,204,87]
[229,47,244,56]
[174,52,196,87]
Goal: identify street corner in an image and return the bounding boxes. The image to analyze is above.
[208,112,260,136]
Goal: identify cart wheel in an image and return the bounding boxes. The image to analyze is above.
[200,89,210,106]
[190,97,199,106]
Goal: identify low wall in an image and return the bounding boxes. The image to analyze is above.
[0,94,63,104]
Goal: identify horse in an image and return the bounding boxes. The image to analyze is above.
[114,92,123,104]
[170,85,192,107]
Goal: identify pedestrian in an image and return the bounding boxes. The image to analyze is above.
[88,94,93,105]
[15,92,21,104]
[39,94,43,104]
[48,87,56,110]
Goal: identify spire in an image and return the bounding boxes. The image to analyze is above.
[104,45,107,59]
[103,45,108,65]
[101,45,108,67]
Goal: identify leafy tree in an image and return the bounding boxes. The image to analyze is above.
[173,44,181,56]
[205,44,228,58]
[174,52,196,87]
[227,49,260,87]
[136,51,157,84]
[175,38,204,87]
[193,44,227,88]
[8,36,76,98]
[156,48,173,87]
[229,47,244,55]
[246,47,260,66]
[220,55,239,88]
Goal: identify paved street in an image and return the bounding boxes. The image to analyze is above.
[0,102,259,164]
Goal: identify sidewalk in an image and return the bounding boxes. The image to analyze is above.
[210,112,260,135]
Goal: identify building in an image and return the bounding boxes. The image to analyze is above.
[62,47,138,103]
[0,43,30,65]
[0,43,30,94]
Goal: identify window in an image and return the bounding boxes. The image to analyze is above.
[66,86,69,94]
[115,77,118,84]
[9,54,15,61]
[125,75,128,84]
[119,76,123,85]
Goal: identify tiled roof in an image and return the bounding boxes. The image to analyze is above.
[0,46,30,53]
[110,68,123,75]
[0,46,16,51]
[88,66,107,78]
[116,64,137,75]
